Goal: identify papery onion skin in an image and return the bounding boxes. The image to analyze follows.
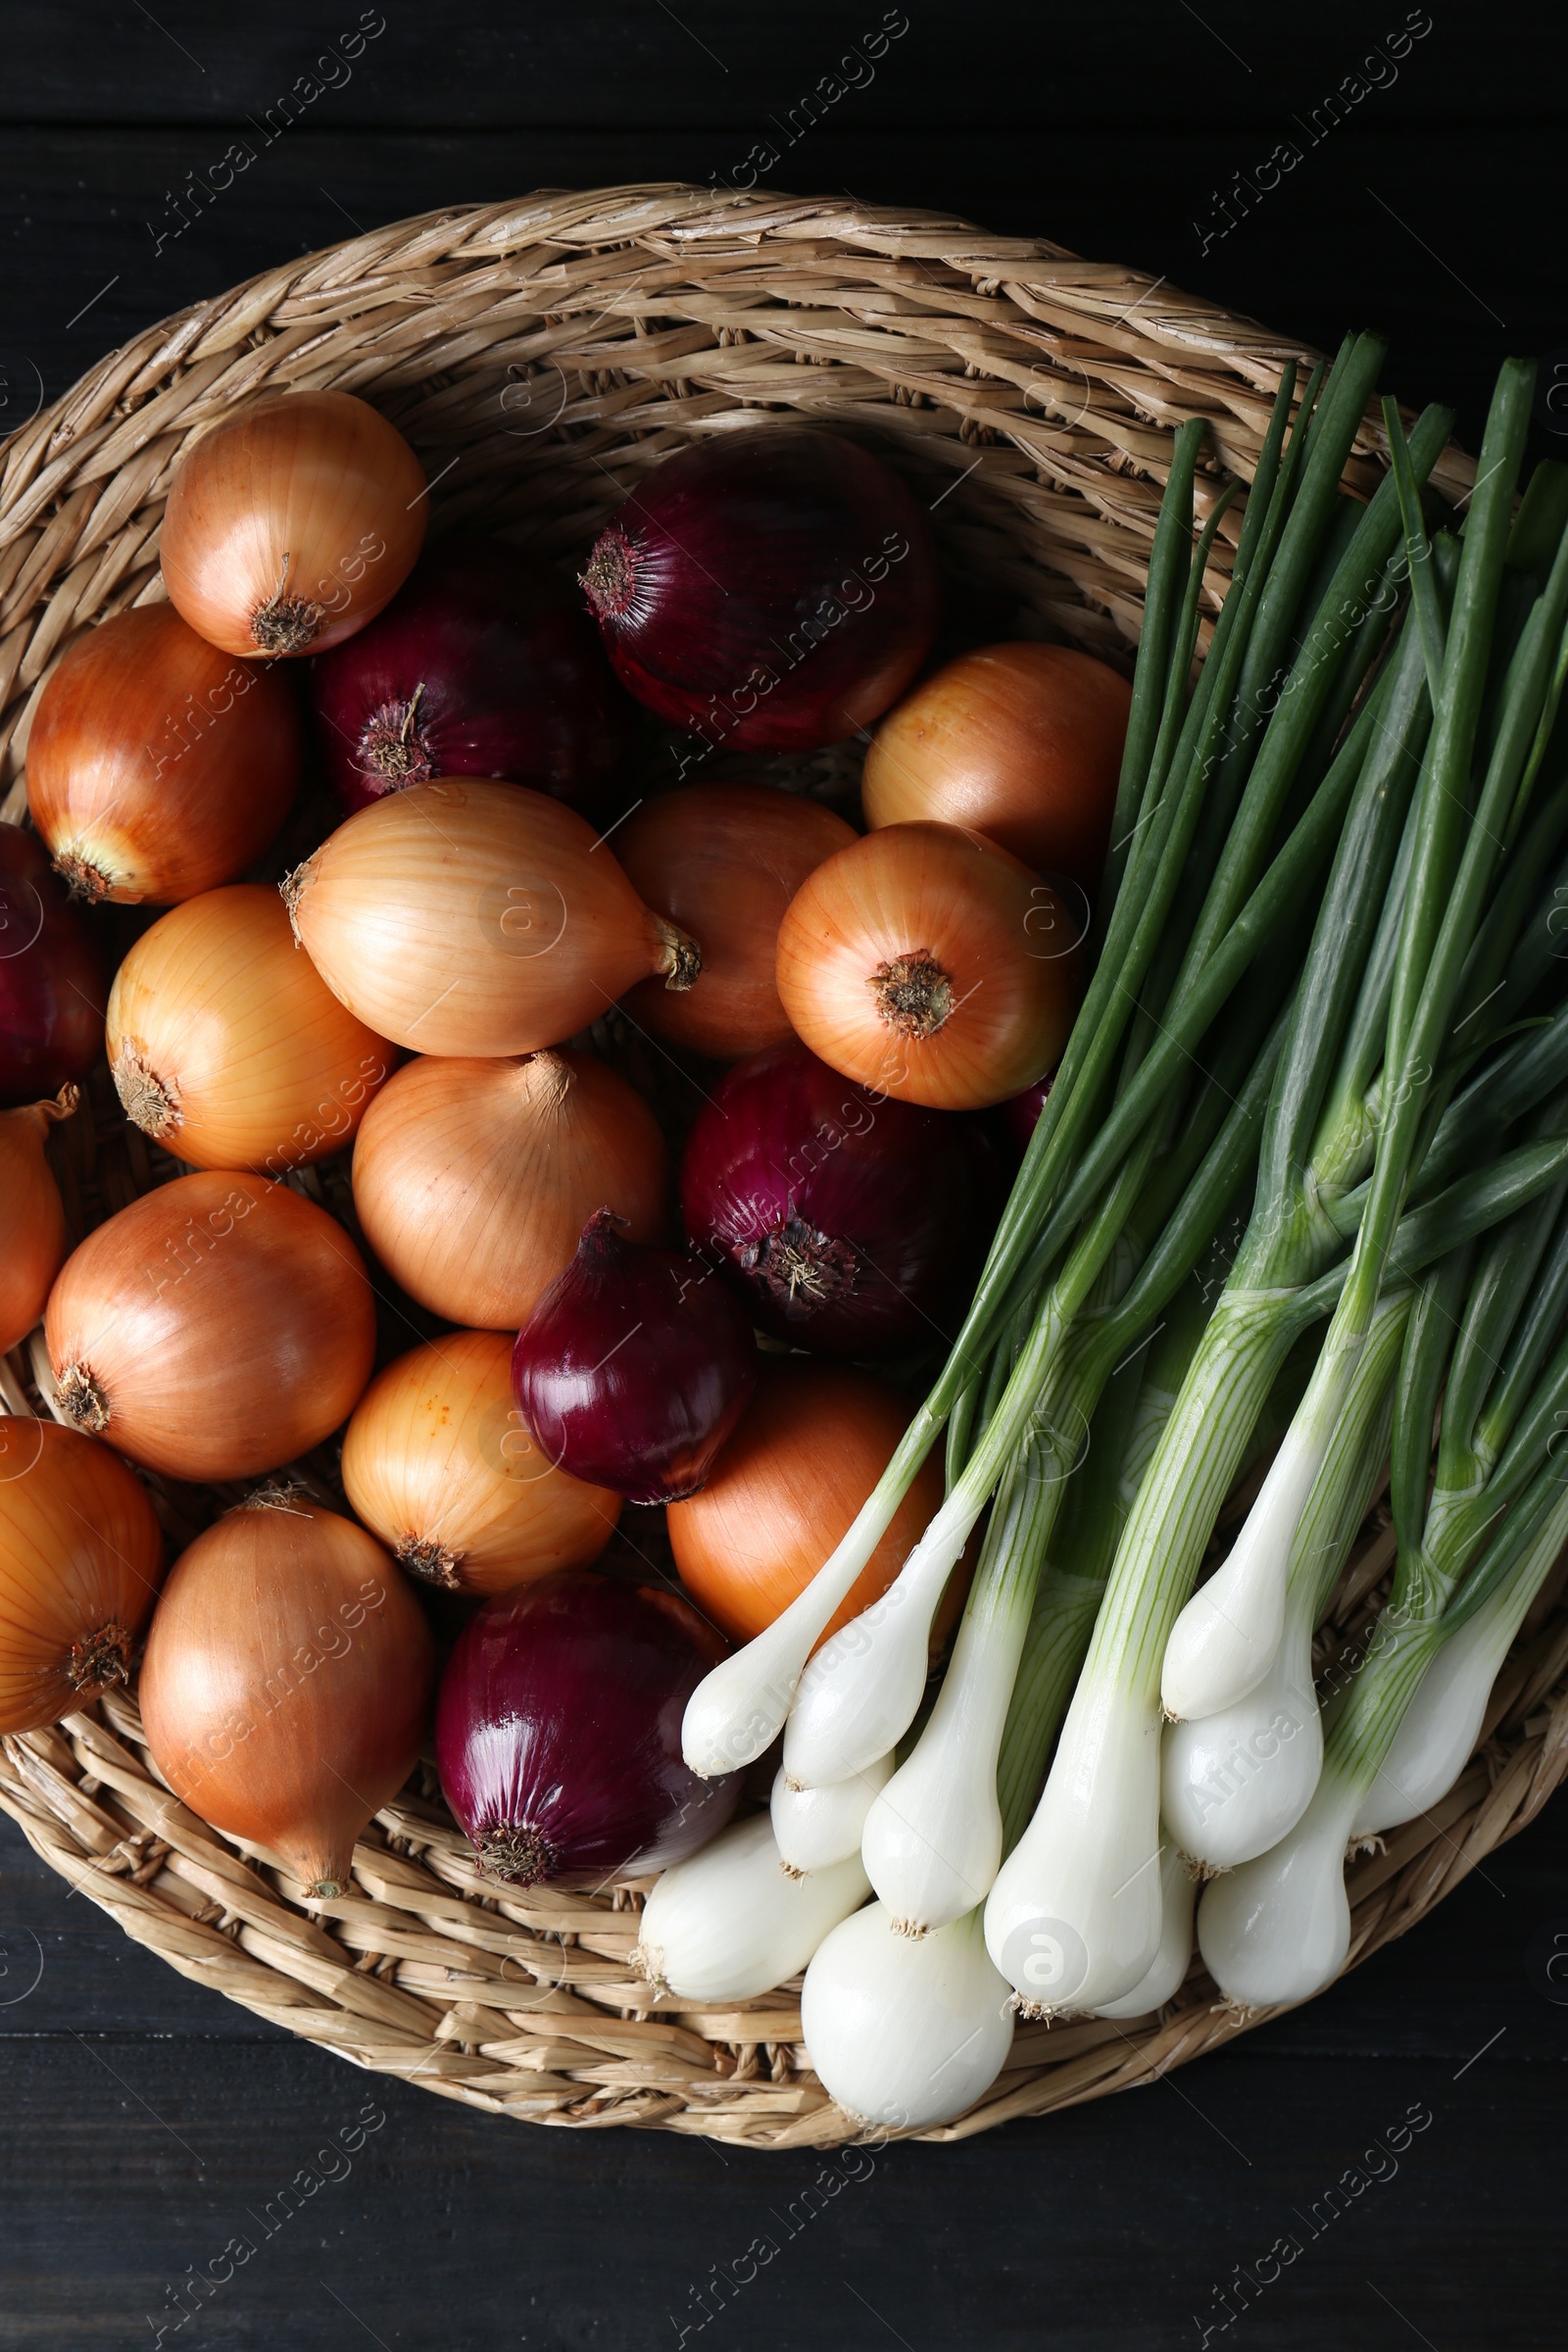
[512,1211,757,1505]
[341,1329,622,1596]
[309,535,639,815]
[616,784,857,1058]
[667,1356,955,1649]
[862,642,1133,890]
[106,885,394,1174]
[434,1569,741,1886]
[45,1171,376,1482]
[775,820,1077,1111]
[25,607,301,905]
[0,1417,165,1734]
[581,427,940,752]
[0,1091,75,1353]
[286,778,699,1057]
[351,1048,667,1330]
[0,827,106,1103]
[680,1037,989,1358]
[161,389,426,660]
[138,1499,433,1897]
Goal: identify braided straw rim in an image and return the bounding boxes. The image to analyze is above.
[2,183,1561,2149]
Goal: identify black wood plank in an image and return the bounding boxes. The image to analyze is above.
[4,1796,1567,2348]
[0,3,1560,132]
[2,10,1565,2343]
[1,126,1559,461]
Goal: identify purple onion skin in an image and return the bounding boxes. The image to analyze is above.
[580,429,941,753]
[0,825,106,1107]
[435,1570,742,1887]
[679,1039,990,1360]
[1001,1075,1052,1153]
[307,536,639,816]
[512,1211,758,1504]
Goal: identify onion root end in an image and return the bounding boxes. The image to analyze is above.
[112,1042,180,1142]
[56,1361,111,1435]
[869,950,952,1038]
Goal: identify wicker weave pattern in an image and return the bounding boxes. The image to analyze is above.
[0,184,1554,2148]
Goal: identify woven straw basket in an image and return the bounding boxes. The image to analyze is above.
[3,183,1566,2151]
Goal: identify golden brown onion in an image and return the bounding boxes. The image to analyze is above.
[351,1047,667,1329]
[0,1089,75,1353]
[138,1496,433,1897]
[25,605,300,905]
[160,390,426,659]
[286,777,699,1056]
[0,1417,165,1734]
[341,1330,622,1595]
[667,1358,958,1650]
[861,642,1133,890]
[106,885,394,1174]
[774,821,1076,1110]
[616,782,857,1059]
[45,1173,376,1482]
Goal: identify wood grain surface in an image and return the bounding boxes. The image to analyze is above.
[2,5,1565,2345]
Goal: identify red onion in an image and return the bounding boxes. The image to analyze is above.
[680,1039,990,1359]
[1002,1075,1052,1152]
[308,536,639,815]
[512,1211,757,1504]
[0,825,106,1108]
[580,428,940,754]
[434,1569,741,1886]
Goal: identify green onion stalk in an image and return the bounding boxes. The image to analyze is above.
[1157,1285,1411,1871]
[795,1297,1223,2135]
[753,355,1459,1788]
[1199,1451,1568,2010]
[1163,360,1568,1729]
[982,1103,1568,2012]
[1195,1152,1568,2005]
[860,1263,1216,1936]
[682,341,1455,1781]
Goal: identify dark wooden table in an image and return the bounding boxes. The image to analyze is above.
[3,7,1565,2345]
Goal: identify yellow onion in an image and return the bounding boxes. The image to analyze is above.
[138,1496,433,1897]
[351,1047,667,1328]
[45,1172,375,1482]
[775,820,1077,1110]
[161,390,426,659]
[615,782,857,1059]
[0,1417,165,1734]
[285,777,700,1056]
[106,885,393,1174]
[341,1329,622,1595]
[25,604,300,905]
[861,642,1133,891]
[0,1088,75,1352]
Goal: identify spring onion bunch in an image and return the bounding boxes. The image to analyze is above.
[670,347,1568,2108]
[686,336,1463,1784]
[986,362,1568,2013]
[1199,1153,1568,2006]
